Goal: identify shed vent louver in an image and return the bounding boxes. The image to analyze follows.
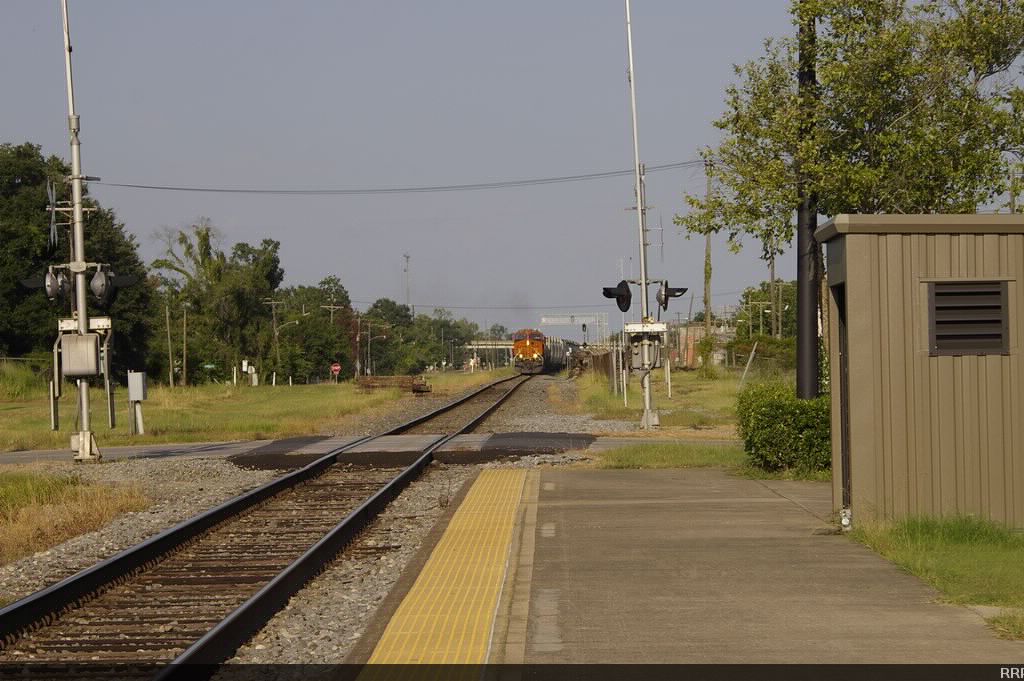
[928,281,1009,355]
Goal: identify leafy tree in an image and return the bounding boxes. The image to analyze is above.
[486,323,509,340]
[678,0,1024,244]
[734,280,798,341]
[0,143,151,375]
[274,283,353,382]
[152,223,285,383]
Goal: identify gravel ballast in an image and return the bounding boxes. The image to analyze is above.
[227,462,477,664]
[0,457,277,604]
[479,374,638,433]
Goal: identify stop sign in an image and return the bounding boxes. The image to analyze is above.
[330,362,341,376]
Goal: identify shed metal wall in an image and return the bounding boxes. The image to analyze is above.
[827,231,1023,527]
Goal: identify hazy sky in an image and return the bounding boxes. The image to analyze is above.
[5,1,796,338]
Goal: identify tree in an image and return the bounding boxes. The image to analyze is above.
[152,223,285,382]
[734,280,798,341]
[677,0,1024,391]
[0,143,151,374]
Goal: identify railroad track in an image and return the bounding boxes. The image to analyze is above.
[0,373,531,675]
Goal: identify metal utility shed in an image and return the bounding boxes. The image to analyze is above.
[816,214,1024,528]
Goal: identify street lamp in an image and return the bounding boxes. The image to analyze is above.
[274,319,300,366]
[366,335,386,375]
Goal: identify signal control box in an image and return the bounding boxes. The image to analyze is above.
[624,321,667,370]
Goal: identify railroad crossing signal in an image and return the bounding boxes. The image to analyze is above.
[602,280,633,312]
[656,281,687,310]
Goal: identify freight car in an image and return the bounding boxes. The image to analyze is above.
[511,329,569,374]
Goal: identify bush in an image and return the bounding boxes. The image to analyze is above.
[735,382,830,472]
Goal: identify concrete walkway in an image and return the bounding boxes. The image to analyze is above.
[504,468,1024,663]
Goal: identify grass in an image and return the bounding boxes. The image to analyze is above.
[0,467,148,565]
[853,515,1024,638]
[0,369,510,452]
[591,442,746,469]
[734,465,832,482]
[567,368,742,432]
[0,362,49,401]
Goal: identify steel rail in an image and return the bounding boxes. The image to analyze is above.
[159,374,530,675]
[0,373,524,649]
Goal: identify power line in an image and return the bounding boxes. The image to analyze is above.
[93,160,703,196]
[348,289,750,311]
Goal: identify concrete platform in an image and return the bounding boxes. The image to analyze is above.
[496,468,1024,663]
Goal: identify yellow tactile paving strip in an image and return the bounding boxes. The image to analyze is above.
[367,469,527,664]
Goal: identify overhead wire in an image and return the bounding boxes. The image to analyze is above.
[94,160,703,195]
[348,289,751,311]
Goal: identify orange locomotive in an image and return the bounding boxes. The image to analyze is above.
[511,329,568,374]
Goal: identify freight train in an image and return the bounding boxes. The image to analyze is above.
[511,329,570,374]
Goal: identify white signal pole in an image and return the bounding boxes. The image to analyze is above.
[625,0,657,428]
[61,0,98,460]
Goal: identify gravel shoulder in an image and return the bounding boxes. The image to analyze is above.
[0,457,277,604]
[478,374,639,433]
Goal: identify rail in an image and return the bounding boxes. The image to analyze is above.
[0,374,529,669]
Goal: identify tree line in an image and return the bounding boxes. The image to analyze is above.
[0,142,497,385]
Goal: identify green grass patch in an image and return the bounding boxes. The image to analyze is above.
[592,442,746,469]
[569,369,744,430]
[853,516,1024,614]
[734,465,832,482]
[0,362,48,401]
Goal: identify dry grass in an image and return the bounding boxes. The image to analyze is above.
[989,611,1024,640]
[0,467,148,565]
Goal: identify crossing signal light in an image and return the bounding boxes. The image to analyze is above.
[656,281,687,310]
[602,280,632,312]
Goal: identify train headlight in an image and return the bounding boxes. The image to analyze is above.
[532,353,540,359]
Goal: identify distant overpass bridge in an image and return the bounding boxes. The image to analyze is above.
[465,340,514,367]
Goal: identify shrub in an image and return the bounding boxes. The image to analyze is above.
[735,382,830,472]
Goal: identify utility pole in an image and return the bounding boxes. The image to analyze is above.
[625,0,657,428]
[403,253,414,315]
[1011,165,1019,214]
[320,294,346,325]
[263,299,284,366]
[353,312,362,379]
[181,303,188,386]
[165,303,174,388]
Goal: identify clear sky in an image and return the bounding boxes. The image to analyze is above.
[4,1,796,338]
